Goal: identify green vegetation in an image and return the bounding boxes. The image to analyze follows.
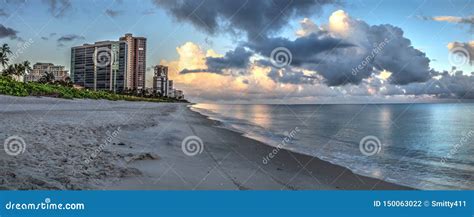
[0,43,187,103]
[0,76,185,102]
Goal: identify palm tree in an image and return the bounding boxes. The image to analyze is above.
[0,44,12,69]
[1,44,12,55]
[0,53,9,70]
[22,61,31,75]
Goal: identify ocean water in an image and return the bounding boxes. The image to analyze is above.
[191,103,474,190]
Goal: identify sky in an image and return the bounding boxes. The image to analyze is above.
[0,0,473,103]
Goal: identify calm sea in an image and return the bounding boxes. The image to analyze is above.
[191,103,474,190]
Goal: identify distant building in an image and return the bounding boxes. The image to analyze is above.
[167,80,174,97]
[152,65,184,99]
[70,41,128,92]
[119,33,146,91]
[24,63,69,82]
[153,65,169,96]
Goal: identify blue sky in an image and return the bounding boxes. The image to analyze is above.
[1,0,473,102]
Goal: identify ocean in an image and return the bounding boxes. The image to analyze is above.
[191,103,474,190]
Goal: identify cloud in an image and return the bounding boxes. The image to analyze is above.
[156,6,472,102]
[251,10,433,86]
[382,72,474,99]
[267,68,318,84]
[420,15,474,32]
[57,34,85,46]
[105,9,123,17]
[164,41,474,102]
[447,41,474,65]
[205,47,253,73]
[295,18,321,37]
[0,24,20,40]
[159,6,434,87]
[152,0,337,40]
[42,0,72,18]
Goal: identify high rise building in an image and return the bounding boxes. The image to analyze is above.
[119,33,146,91]
[152,65,184,99]
[24,63,69,82]
[70,41,128,92]
[153,65,168,96]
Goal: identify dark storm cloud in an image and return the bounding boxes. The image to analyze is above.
[42,0,71,18]
[57,34,85,46]
[152,0,337,39]
[369,24,433,85]
[180,47,253,74]
[248,33,354,67]
[0,24,20,40]
[287,21,433,86]
[206,47,253,72]
[250,23,432,86]
[267,68,317,84]
[383,72,474,99]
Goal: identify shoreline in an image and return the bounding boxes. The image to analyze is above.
[184,104,414,190]
[0,95,412,190]
[189,105,418,190]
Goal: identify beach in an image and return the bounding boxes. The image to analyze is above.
[0,95,410,190]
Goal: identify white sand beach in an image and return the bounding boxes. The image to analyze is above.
[0,95,411,190]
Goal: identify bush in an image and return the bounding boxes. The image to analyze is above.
[0,76,186,103]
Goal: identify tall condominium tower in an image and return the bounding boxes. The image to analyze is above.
[119,33,147,90]
[153,65,169,96]
[70,41,128,92]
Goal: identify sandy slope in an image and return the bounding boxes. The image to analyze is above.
[0,95,411,190]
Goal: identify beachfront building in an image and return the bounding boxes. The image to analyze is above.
[70,41,128,92]
[119,33,147,91]
[152,65,184,99]
[24,63,69,82]
[152,65,169,96]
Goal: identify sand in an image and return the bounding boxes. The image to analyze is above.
[0,95,411,190]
